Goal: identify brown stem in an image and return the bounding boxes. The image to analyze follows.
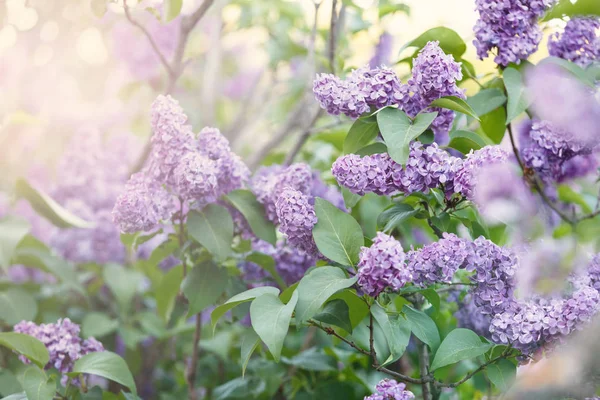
[328,0,338,73]
[417,339,432,400]
[436,352,515,389]
[187,313,203,400]
[506,123,575,225]
[123,2,175,78]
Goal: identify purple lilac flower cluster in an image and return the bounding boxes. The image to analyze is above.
[405,41,465,139]
[14,318,104,385]
[240,239,317,286]
[473,0,556,66]
[520,119,598,183]
[248,163,344,257]
[113,95,250,233]
[314,41,463,138]
[369,32,394,69]
[332,143,506,200]
[356,233,413,297]
[275,189,319,257]
[358,231,600,357]
[365,379,415,400]
[549,17,600,67]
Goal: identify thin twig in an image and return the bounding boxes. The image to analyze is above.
[328,0,338,73]
[187,314,203,400]
[435,351,515,388]
[283,108,323,165]
[507,123,575,224]
[123,2,175,78]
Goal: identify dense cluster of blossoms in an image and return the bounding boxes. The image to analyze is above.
[240,239,316,286]
[313,41,464,138]
[332,143,508,200]
[356,231,600,357]
[548,17,600,67]
[519,119,599,184]
[14,319,104,385]
[113,95,250,233]
[275,189,319,257]
[248,163,344,257]
[365,379,415,400]
[473,0,556,66]
[356,233,413,297]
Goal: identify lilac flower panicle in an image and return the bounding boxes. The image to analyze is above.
[453,145,508,199]
[173,152,220,202]
[275,188,319,256]
[395,142,463,196]
[357,233,412,297]
[549,17,600,67]
[14,319,104,385]
[588,254,600,291]
[149,95,196,187]
[473,0,555,66]
[112,172,175,233]
[407,233,472,287]
[253,164,313,223]
[332,153,395,196]
[365,379,415,400]
[408,41,464,103]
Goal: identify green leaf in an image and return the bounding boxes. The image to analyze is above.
[430,328,493,371]
[15,179,94,229]
[246,253,287,289]
[0,288,37,325]
[330,290,370,328]
[211,287,280,332]
[313,299,353,333]
[165,0,182,21]
[0,393,27,400]
[282,348,337,371]
[377,204,418,233]
[313,198,364,266]
[0,333,49,369]
[378,108,438,165]
[250,291,298,361]
[344,116,379,154]
[20,367,55,400]
[480,107,507,144]
[224,190,277,245]
[342,187,362,209]
[558,184,593,213]
[71,351,137,396]
[103,264,143,315]
[422,289,441,311]
[418,130,435,145]
[371,304,411,366]
[430,96,479,120]
[401,27,466,58]
[296,267,357,324]
[486,359,516,392]
[187,204,234,262]
[82,312,119,338]
[355,142,388,156]
[403,306,440,352]
[155,265,183,322]
[503,68,529,124]
[0,217,30,269]
[448,130,488,154]
[240,329,260,377]
[379,3,410,18]
[467,89,507,117]
[182,261,228,317]
[543,0,600,21]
